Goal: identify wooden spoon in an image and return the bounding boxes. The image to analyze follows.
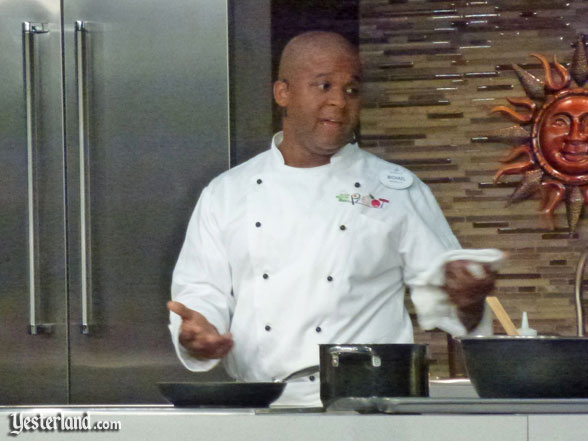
[486,296,520,336]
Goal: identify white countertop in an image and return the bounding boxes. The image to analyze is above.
[1,381,587,441]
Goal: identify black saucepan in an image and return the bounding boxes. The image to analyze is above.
[158,365,319,407]
[319,344,430,407]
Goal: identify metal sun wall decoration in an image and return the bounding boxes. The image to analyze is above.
[491,35,588,232]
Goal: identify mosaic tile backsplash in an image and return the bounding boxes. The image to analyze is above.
[359,0,588,376]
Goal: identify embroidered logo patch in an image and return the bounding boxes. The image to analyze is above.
[336,193,389,208]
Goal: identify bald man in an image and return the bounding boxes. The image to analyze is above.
[168,31,497,406]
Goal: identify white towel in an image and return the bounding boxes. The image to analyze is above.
[410,249,505,337]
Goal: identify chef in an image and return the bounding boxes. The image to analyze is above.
[168,31,499,406]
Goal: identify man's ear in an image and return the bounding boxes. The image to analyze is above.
[273,80,289,108]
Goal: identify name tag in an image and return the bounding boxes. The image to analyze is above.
[379,167,413,190]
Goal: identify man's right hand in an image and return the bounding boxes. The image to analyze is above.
[167,300,234,359]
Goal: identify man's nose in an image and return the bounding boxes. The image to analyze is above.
[327,88,347,108]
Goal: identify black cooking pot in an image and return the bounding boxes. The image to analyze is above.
[319,344,429,407]
[458,336,588,398]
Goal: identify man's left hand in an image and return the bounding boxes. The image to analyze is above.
[443,260,496,331]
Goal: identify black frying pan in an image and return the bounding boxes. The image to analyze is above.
[158,365,319,407]
[158,381,286,407]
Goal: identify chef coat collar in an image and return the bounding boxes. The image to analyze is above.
[270,132,358,173]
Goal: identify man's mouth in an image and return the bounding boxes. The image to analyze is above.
[320,118,343,126]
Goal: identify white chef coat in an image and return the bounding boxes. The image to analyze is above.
[169,132,487,406]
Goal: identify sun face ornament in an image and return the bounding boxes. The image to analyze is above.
[491,35,588,232]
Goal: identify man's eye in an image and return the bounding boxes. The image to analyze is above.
[345,86,360,96]
[318,82,331,91]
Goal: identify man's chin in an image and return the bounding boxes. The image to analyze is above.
[313,144,346,157]
[316,135,355,152]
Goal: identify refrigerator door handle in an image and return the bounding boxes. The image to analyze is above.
[23,22,53,336]
[76,20,92,335]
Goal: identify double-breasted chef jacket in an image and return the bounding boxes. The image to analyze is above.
[170,132,488,406]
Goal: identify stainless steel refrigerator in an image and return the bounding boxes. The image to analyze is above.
[1,0,231,404]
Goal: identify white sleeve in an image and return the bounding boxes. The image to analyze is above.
[399,179,462,286]
[169,185,233,372]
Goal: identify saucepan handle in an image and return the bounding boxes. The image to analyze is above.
[327,345,381,368]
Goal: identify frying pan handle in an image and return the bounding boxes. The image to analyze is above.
[327,345,381,368]
[280,365,320,382]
